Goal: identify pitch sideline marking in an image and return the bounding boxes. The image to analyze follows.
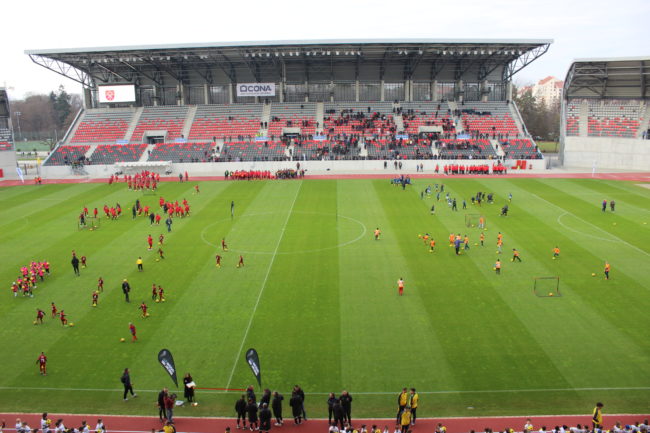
[530,192,650,258]
[224,181,303,390]
[0,385,647,396]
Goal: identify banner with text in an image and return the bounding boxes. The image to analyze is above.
[237,83,276,97]
[245,348,262,386]
[98,85,136,103]
[158,348,178,387]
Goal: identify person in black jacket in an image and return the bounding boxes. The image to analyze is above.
[293,385,306,420]
[71,255,80,276]
[246,385,256,404]
[340,390,353,425]
[289,392,303,425]
[120,368,136,400]
[157,387,168,421]
[259,403,272,433]
[271,391,283,426]
[327,393,336,424]
[235,395,247,429]
[260,389,271,407]
[246,399,259,431]
[332,398,344,429]
[183,373,195,404]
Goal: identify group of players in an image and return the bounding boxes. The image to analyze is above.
[107,170,161,191]
[12,261,50,298]
[386,186,616,296]
[215,238,246,268]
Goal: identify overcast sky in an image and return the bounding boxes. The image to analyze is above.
[2,0,648,99]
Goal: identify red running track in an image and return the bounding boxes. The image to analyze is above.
[1,172,650,187]
[1,413,648,433]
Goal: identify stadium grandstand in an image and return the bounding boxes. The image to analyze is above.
[561,57,650,171]
[0,88,18,178]
[23,39,552,177]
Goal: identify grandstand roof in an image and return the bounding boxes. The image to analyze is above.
[564,57,650,99]
[26,39,552,88]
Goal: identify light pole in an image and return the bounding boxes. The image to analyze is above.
[14,111,21,141]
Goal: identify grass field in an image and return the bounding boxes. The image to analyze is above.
[1,178,649,418]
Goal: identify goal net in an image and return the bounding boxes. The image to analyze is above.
[78,216,101,231]
[465,214,484,228]
[533,276,560,297]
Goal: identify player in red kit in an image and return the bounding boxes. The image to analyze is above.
[59,310,68,326]
[158,285,165,302]
[221,238,228,251]
[92,291,99,307]
[158,234,164,245]
[147,235,153,250]
[129,322,137,342]
[151,284,158,300]
[36,308,45,324]
[93,207,98,218]
[237,255,244,268]
[158,247,165,259]
[51,302,57,318]
[194,184,200,194]
[37,352,47,375]
[81,256,87,268]
[97,277,104,292]
[139,302,148,318]
[215,254,221,268]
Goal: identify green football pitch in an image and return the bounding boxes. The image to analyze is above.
[0,178,649,417]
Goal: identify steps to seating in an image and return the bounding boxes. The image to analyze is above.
[123,107,144,142]
[637,103,650,138]
[181,106,198,139]
[140,144,157,162]
[579,100,589,137]
[490,139,505,157]
[315,102,324,134]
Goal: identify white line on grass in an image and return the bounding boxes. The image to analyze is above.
[0,386,648,395]
[529,192,650,258]
[224,181,303,390]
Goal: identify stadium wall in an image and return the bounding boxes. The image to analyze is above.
[0,151,19,180]
[39,158,547,179]
[563,137,650,170]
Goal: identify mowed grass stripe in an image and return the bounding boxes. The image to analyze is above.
[467,179,650,387]
[227,180,345,392]
[403,180,576,392]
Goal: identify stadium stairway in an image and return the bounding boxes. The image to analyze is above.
[261,103,272,136]
[394,113,405,132]
[84,145,97,160]
[214,139,224,157]
[490,139,505,157]
[358,140,368,158]
[579,101,589,137]
[285,143,294,159]
[140,144,156,162]
[508,103,526,136]
[637,103,650,138]
[181,106,198,139]
[123,108,144,141]
[315,102,324,134]
[63,109,84,145]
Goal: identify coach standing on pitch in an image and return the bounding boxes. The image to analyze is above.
[121,368,137,401]
[121,279,131,302]
[71,254,80,276]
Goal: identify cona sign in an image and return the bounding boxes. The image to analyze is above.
[237,83,276,97]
